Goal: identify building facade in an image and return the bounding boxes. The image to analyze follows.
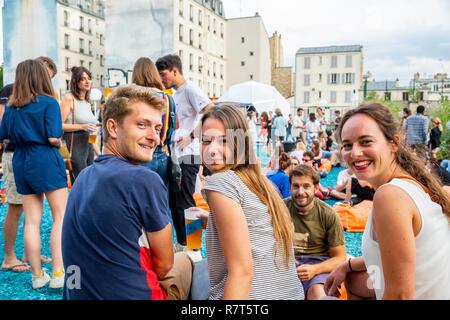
[361,73,450,106]
[57,0,105,95]
[226,14,271,87]
[105,0,227,99]
[2,0,105,97]
[295,45,364,113]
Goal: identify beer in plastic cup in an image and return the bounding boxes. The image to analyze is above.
[184,208,204,250]
[88,129,97,144]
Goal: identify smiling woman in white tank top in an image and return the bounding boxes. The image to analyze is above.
[324,103,450,300]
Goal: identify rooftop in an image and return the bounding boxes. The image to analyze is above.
[297,45,363,55]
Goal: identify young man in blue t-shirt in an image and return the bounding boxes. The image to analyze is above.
[62,84,193,300]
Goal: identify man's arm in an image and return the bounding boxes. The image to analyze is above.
[146,224,174,280]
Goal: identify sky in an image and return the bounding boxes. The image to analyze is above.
[224,0,450,84]
[1,0,449,84]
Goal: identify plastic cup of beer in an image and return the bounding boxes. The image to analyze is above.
[88,129,97,144]
[184,208,204,250]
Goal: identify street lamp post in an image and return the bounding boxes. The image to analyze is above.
[363,75,368,101]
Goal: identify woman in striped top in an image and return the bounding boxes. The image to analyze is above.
[200,104,304,300]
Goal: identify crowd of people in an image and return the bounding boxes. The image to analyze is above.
[0,53,449,300]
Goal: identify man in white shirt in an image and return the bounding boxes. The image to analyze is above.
[292,108,306,143]
[316,107,329,132]
[156,55,214,249]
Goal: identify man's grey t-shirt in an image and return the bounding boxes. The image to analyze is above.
[173,81,211,158]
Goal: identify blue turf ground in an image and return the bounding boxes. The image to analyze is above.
[0,146,362,300]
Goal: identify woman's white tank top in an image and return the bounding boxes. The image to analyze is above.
[362,179,450,300]
[67,98,97,125]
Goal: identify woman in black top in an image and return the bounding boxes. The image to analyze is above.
[429,117,442,155]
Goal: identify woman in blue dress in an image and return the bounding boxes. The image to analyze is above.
[0,60,68,290]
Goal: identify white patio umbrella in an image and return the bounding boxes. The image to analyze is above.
[218,81,291,116]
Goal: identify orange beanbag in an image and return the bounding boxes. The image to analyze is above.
[333,200,373,232]
[319,159,332,173]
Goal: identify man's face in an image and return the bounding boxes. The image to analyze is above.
[290,175,317,210]
[302,155,313,167]
[159,68,177,89]
[114,101,162,164]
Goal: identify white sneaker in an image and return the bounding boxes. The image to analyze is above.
[186,250,203,263]
[32,270,51,290]
[49,270,65,289]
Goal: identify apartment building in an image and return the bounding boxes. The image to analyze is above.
[2,0,105,96]
[105,0,227,99]
[58,0,105,93]
[226,13,271,87]
[295,45,364,112]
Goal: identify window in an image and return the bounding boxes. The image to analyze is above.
[329,73,339,84]
[207,15,210,31]
[402,92,409,101]
[250,51,254,56]
[64,34,70,49]
[220,64,224,80]
[88,19,92,34]
[213,19,217,34]
[88,41,92,55]
[346,55,352,68]
[331,56,338,68]
[100,34,104,46]
[179,50,184,64]
[179,0,184,16]
[79,38,85,54]
[179,24,184,42]
[241,37,245,43]
[220,23,224,38]
[189,29,194,46]
[100,55,104,67]
[89,61,92,70]
[79,16,84,32]
[304,91,310,104]
[418,92,424,101]
[189,54,193,71]
[100,75,104,87]
[434,84,439,92]
[189,5,194,22]
[318,91,322,99]
[198,33,202,49]
[318,73,322,82]
[319,56,323,65]
[250,74,254,80]
[241,61,245,66]
[304,74,310,86]
[304,57,311,69]
[198,57,203,73]
[198,10,203,26]
[80,60,85,67]
[213,62,217,77]
[65,57,71,71]
[345,91,352,103]
[384,92,391,101]
[344,73,355,84]
[330,91,337,103]
[213,84,216,97]
[64,11,69,27]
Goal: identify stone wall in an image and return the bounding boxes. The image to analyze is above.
[272,67,294,99]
